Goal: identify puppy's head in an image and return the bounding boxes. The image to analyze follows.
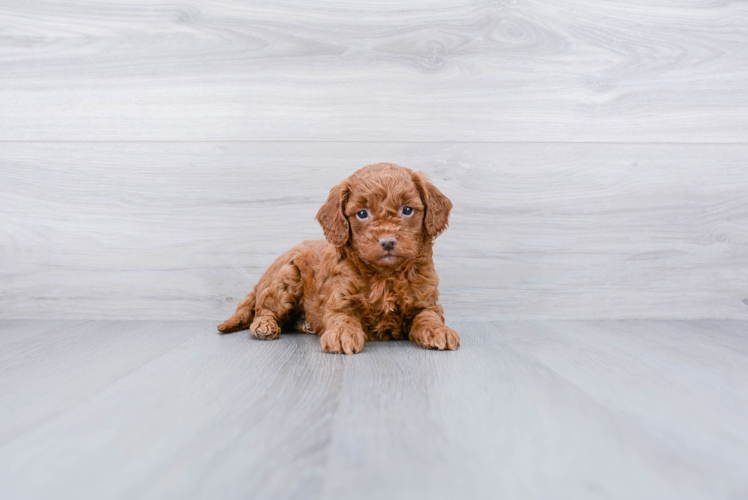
[316,163,452,268]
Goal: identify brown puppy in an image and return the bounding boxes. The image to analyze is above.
[217,162,459,354]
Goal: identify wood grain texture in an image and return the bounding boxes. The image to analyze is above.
[0,0,746,141]
[0,320,746,499]
[1,142,746,320]
[0,321,343,500]
[0,320,200,445]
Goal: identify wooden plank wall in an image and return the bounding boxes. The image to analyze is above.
[1,0,747,320]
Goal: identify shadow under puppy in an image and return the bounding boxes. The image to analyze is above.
[218,162,460,354]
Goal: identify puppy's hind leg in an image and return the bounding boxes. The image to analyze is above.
[250,259,303,340]
[293,316,316,335]
[217,290,256,333]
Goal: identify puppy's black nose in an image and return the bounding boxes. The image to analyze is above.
[379,237,397,251]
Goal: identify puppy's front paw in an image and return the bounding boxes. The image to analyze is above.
[320,327,366,354]
[410,324,460,351]
[250,316,281,340]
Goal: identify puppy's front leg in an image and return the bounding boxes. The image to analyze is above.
[410,309,460,351]
[320,313,366,355]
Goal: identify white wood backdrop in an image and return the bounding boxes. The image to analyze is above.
[1,0,747,320]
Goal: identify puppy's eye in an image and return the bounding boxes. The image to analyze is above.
[402,206,414,216]
[356,210,369,220]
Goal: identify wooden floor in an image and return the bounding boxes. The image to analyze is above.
[1,320,747,499]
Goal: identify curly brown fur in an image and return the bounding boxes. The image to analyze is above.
[218,163,459,354]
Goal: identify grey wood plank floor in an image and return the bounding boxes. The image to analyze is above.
[1,321,746,500]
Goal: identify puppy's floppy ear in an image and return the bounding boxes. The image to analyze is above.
[412,171,452,239]
[316,180,350,247]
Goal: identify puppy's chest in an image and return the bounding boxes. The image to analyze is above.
[353,278,417,340]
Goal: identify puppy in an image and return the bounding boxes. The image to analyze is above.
[217,162,459,354]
